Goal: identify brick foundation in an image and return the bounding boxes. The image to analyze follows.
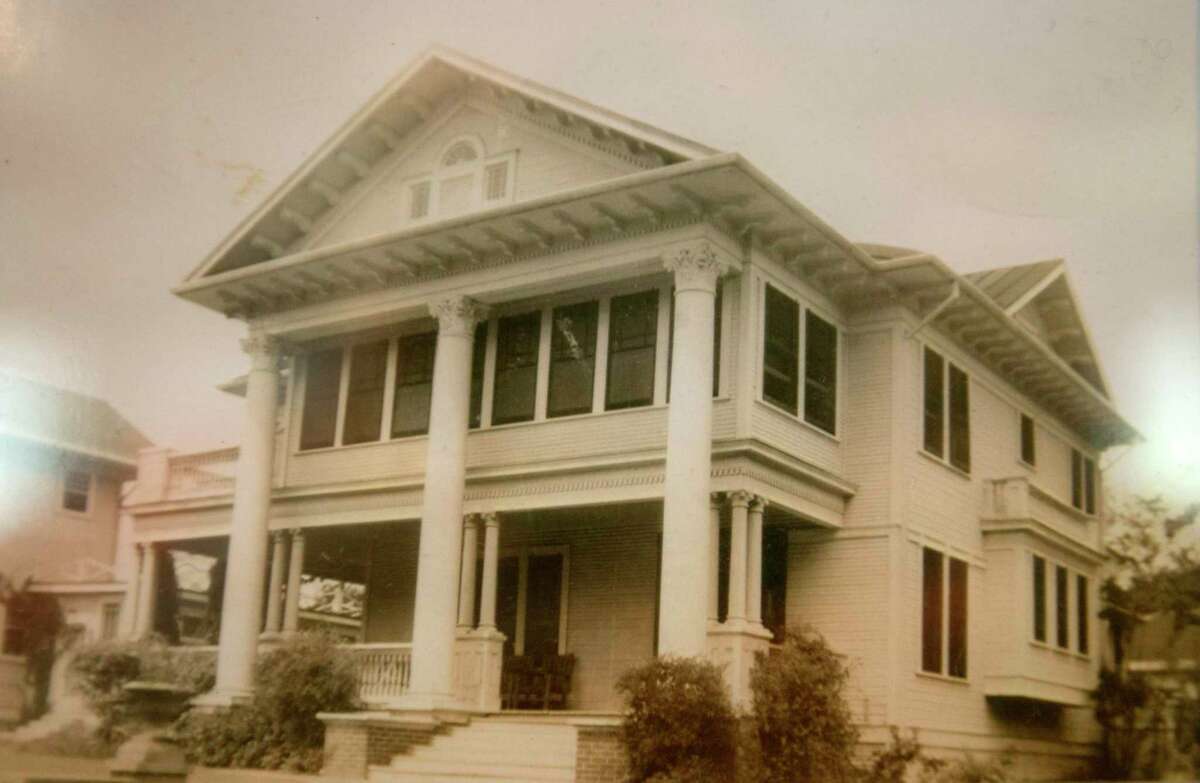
[319,713,439,779]
[576,724,627,783]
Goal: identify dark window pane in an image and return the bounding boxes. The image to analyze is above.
[762,285,799,414]
[606,290,658,410]
[921,547,944,674]
[495,556,520,658]
[1056,565,1069,649]
[300,348,343,450]
[923,349,945,457]
[468,324,487,429]
[493,312,541,425]
[1084,457,1096,515]
[392,333,436,437]
[948,558,968,678]
[524,554,564,656]
[342,340,388,445]
[548,301,598,418]
[948,364,970,472]
[1020,414,1036,465]
[804,311,838,434]
[1033,555,1047,642]
[1071,450,1084,509]
[762,526,788,642]
[1077,575,1090,654]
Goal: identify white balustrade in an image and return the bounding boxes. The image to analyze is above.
[166,448,239,498]
[347,643,413,702]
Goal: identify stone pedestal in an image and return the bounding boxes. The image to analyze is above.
[707,621,773,709]
[452,628,506,713]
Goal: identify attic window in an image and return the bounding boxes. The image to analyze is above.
[484,162,509,202]
[442,141,479,167]
[405,142,515,224]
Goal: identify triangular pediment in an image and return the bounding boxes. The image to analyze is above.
[187,46,717,282]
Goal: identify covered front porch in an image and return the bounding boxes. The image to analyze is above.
[140,494,798,712]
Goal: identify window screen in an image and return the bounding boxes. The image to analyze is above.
[493,312,541,425]
[548,300,598,418]
[391,333,436,437]
[605,290,658,410]
[300,348,343,450]
[342,340,388,445]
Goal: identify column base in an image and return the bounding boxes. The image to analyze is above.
[453,627,506,713]
[189,688,254,712]
[706,620,773,709]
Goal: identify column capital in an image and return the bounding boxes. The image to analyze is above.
[289,527,304,542]
[728,489,753,508]
[463,514,479,529]
[429,296,489,338]
[270,530,286,543]
[240,333,287,371]
[709,492,724,509]
[749,495,768,513]
[480,511,500,528]
[663,240,735,294]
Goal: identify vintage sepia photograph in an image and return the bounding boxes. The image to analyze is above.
[0,2,1197,781]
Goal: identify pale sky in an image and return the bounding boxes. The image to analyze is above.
[1,1,1196,508]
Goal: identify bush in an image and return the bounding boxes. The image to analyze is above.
[749,627,859,783]
[616,656,737,782]
[175,634,359,773]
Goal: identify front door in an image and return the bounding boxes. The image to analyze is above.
[495,549,567,658]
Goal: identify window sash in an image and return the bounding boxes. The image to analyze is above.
[1077,574,1090,654]
[1071,450,1084,509]
[921,547,944,674]
[493,312,542,425]
[923,348,945,457]
[300,348,343,450]
[342,340,388,445]
[391,333,436,438]
[1020,414,1036,465]
[468,324,488,429]
[948,364,970,472]
[804,310,838,434]
[762,285,799,414]
[548,300,599,418]
[1083,457,1096,515]
[948,557,968,678]
[1033,555,1047,642]
[605,290,658,411]
[1055,565,1070,649]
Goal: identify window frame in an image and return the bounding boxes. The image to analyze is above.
[605,288,661,412]
[758,280,842,437]
[492,310,544,426]
[61,468,92,514]
[1019,412,1037,468]
[920,545,969,681]
[1030,551,1092,658]
[402,141,517,225]
[390,331,438,439]
[921,345,971,474]
[1070,448,1097,515]
[547,299,600,419]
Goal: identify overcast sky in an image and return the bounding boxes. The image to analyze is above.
[1,1,1196,509]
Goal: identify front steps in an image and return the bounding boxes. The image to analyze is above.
[370,716,577,782]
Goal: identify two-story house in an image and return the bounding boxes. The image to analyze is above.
[121,48,1138,781]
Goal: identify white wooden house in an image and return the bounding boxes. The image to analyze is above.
[119,47,1138,780]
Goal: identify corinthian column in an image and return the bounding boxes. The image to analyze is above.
[658,240,733,656]
[407,296,488,709]
[201,333,282,706]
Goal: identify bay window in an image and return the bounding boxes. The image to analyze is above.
[762,285,799,413]
[1032,554,1047,643]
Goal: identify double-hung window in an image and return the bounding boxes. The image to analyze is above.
[921,547,968,678]
[762,285,799,413]
[761,284,839,434]
[548,301,599,418]
[804,311,838,434]
[923,348,970,472]
[62,469,91,513]
[1032,553,1091,655]
[342,341,388,445]
[1032,555,1047,643]
[493,312,541,425]
[1071,449,1096,514]
[1020,414,1036,466]
[300,348,343,450]
[606,290,659,411]
[392,333,436,437]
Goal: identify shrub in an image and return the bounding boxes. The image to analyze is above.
[175,633,359,773]
[616,656,737,782]
[916,752,1013,783]
[749,627,859,783]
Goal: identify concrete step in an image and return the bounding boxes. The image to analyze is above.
[412,749,574,768]
[385,759,573,780]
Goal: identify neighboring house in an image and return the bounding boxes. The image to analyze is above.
[121,47,1138,780]
[0,370,151,721]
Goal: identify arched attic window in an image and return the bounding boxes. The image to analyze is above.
[406,136,515,222]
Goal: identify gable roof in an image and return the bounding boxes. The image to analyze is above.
[967,260,1110,397]
[186,45,718,283]
[0,370,152,469]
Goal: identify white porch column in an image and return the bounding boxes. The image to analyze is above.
[262,531,287,637]
[118,543,143,639]
[658,240,732,657]
[708,494,721,624]
[133,543,159,638]
[727,491,750,624]
[747,496,767,627]
[204,334,282,705]
[282,529,305,635]
[478,513,500,630]
[408,296,488,709]
[457,516,479,630]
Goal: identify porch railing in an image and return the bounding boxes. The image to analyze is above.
[347,643,412,702]
[166,447,239,498]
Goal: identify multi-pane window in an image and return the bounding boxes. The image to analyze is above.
[493,312,542,425]
[391,333,436,437]
[1077,575,1090,654]
[1020,414,1036,466]
[923,348,970,472]
[1071,449,1096,514]
[62,469,90,513]
[762,285,799,413]
[406,142,513,223]
[804,311,838,434]
[921,547,968,678]
[300,348,343,450]
[548,301,599,418]
[342,341,388,445]
[1055,565,1070,649]
[606,290,659,410]
[1032,555,1047,642]
[468,324,487,429]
